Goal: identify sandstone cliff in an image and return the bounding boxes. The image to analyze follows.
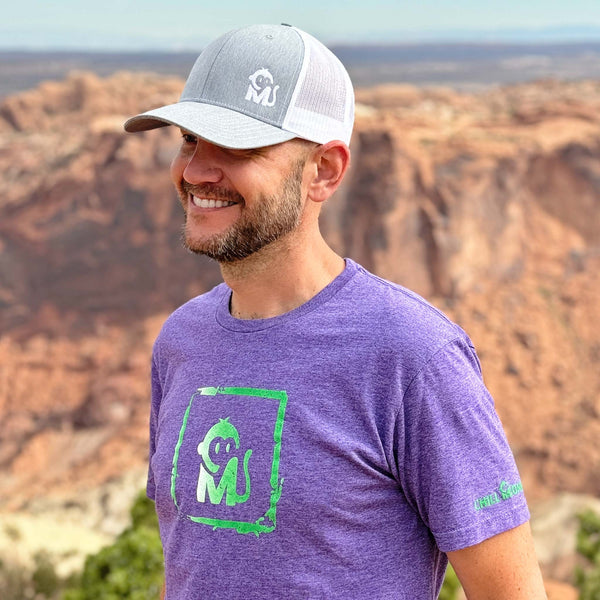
[0,71,598,520]
[334,80,600,500]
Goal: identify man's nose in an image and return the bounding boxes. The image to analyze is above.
[182,141,224,185]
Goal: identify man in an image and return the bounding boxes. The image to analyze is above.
[125,24,547,599]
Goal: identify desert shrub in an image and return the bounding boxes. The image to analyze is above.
[0,493,161,600]
[32,551,61,598]
[63,492,163,600]
[0,548,61,600]
[0,553,32,600]
[576,509,600,600]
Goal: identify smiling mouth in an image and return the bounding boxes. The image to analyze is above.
[190,195,237,209]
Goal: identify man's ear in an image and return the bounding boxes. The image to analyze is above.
[307,141,351,203]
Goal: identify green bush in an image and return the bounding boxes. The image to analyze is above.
[439,564,461,600]
[0,493,162,600]
[32,551,61,598]
[576,509,600,600]
[63,492,163,600]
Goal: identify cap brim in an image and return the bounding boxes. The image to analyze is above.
[123,101,297,149]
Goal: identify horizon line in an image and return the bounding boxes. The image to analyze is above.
[2,23,600,52]
[2,37,600,54]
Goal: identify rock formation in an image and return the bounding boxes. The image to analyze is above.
[0,72,599,587]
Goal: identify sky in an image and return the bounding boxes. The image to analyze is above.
[2,0,600,50]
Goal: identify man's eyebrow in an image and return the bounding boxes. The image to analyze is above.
[177,132,267,157]
[223,144,269,156]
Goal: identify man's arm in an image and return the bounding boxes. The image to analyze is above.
[160,581,165,600]
[447,522,547,599]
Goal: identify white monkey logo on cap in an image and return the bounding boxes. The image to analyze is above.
[245,68,279,108]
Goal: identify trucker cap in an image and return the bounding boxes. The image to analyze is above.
[124,24,354,149]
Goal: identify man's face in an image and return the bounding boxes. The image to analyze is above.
[171,134,311,263]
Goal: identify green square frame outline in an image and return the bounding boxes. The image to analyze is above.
[170,386,287,536]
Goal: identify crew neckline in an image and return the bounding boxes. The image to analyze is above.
[215,258,358,333]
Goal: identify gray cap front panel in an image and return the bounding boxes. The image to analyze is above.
[181,24,304,127]
[180,29,237,104]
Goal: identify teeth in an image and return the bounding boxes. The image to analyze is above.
[191,196,235,209]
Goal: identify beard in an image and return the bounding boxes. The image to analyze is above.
[179,159,305,264]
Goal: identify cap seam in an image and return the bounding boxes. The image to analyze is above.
[282,27,310,134]
[279,27,306,128]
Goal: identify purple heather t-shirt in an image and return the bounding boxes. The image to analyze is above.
[148,259,529,600]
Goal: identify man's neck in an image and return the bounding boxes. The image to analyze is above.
[220,233,344,320]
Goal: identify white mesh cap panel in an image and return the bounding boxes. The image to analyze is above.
[294,37,346,121]
[282,28,354,145]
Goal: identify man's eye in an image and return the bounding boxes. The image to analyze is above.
[182,133,197,144]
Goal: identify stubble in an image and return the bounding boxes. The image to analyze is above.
[180,158,306,264]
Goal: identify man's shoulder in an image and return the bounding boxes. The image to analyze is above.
[346,261,464,342]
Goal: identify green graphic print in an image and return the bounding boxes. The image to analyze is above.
[196,417,252,507]
[171,386,287,536]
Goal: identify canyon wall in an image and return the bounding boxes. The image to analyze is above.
[0,72,599,515]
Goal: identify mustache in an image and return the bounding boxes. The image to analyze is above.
[181,181,244,204]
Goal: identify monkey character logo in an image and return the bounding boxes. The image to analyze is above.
[245,68,279,107]
[196,417,252,507]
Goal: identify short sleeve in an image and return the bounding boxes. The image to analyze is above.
[397,337,529,552]
[147,355,162,501]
